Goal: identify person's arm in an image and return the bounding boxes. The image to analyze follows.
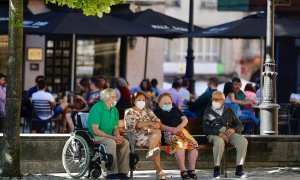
[175,116,188,132]
[146,109,161,129]
[229,93,248,105]
[48,94,57,108]
[160,123,174,132]
[76,95,88,105]
[92,124,115,139]
[289,93,298,103]
[202,109,222,136]
[136,121,160,129]
[192,93,208,111]
[0,89,5,102]
[177,95,183,110]
[228,108,244,134]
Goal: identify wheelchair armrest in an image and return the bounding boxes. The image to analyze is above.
[125,131,136,153]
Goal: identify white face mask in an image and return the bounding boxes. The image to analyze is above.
[136,100,145,110]
[212,101,223,110]
[111,100,117,107]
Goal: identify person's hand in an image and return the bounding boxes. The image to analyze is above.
[171,127,179,134]
[226,128,235,138]
[219,133,229,143]
[149,122,160,129]
[112,135,123,144]
[172,125,183,134]
[147,128,155,134]
[244,100,252,105]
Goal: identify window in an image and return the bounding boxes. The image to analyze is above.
[166,0,181,7]
[0,36,8,75]
[200,0,217,9]
[165,38,221,63]
[45,37,72,98]
[75,37,120,89]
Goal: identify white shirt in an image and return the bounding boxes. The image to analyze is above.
[290,93,300,103]
[32,90,55,102]
[179,87,190,102]
[31,90,55,120]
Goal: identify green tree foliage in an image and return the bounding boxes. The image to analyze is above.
[46,0,127,17]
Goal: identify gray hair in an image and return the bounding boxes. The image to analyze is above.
[212,91,225,100]
[100,88,116,101]
[117,78,128,88]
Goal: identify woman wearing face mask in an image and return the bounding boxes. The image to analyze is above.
[154,93,198,179]
[124,90,166,180]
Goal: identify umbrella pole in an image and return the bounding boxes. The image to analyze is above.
[71,33,76,93]
[144,37,149,79]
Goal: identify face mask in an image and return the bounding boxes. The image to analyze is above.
[162,104,172,111]
[212,101,223,110]
[136,100,145,110]
[111,100,117,107]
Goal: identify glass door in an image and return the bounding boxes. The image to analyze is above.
[45,36,72,99]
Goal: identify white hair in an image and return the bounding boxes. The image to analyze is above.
[100,88,116,101]
[117,78,128,87]
[212,91,225,100]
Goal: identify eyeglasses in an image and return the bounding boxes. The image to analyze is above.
[212,98,224,102]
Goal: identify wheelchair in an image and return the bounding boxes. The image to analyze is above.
[62,111,113,179]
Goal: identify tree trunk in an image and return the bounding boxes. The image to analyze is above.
[0,0,23,177]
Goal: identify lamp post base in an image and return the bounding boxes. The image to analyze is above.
[259,102,280,135]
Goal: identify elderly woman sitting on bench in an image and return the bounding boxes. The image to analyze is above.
[124,90,166,180]
[154,93,198,179]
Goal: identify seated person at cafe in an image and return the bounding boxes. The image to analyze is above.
[65,77,102,132]
[28,75,50,99]
[290,83,300,105]
[31,79,68,133]
[87,88,130,180]
[203,91,248,178]
[155,93,198,179]
[191,77,218,119]
[289,83,300,119]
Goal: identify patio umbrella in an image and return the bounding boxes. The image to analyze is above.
[0,11,157,36]
[193,12,300,39]
[113,9,203,38]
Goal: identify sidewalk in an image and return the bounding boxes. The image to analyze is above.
[2,167,299,179]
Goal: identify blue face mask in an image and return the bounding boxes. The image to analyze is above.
[162,104,172,111]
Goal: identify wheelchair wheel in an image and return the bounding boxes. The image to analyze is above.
[62,135,90,179]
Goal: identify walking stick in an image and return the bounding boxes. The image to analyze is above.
[224,122,229,178]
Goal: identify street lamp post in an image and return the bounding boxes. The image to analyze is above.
[185,0,195,93]
[259,0,280,135]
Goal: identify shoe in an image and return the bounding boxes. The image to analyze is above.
[235,165,247,178]
[180,171,190,179]
[106,174,120,179]
[213,166,221,179]
[146,147,160,159]
[156,170,166,180]
[118,173,130,180]
[187,170,197,179]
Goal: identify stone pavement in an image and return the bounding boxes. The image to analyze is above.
[1,167,300,180]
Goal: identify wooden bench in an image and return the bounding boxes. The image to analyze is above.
[126,131,234,178]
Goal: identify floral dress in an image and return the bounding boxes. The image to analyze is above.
[124,108,161,146]
[154,107,198,154]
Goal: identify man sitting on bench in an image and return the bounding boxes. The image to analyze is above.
[87,88,130,180]
[203,91,248,178]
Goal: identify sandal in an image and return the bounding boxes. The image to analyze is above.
[156,170,166,180]
[180,171,190,179]
[187,170,197,179]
